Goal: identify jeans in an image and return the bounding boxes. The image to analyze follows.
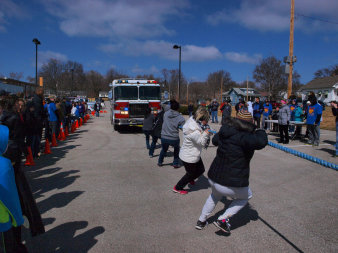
[143,130,152,149]
[261,115,270,130]
[211,111,218,123]
[254,116,261,128]
[308,124,319,145]
[176,159,205,190]
[26,135,40,157]
[279,124,289,143]
[49,121,58,137]
[95,110,99,117]
[199,179,252,222]
[149,136,159,156]
[189,111,193,117]
[158,138,180,165]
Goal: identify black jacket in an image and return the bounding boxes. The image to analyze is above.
[151,110,164,138]
[32,93,44,122]
[208,117,268,187]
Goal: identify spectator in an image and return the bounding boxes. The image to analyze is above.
[210,99,219,123]
[94,101,101,117]
[247,100,253,116]
[252,97,263,128]
[0,124,25,252]
[220,99,232,121]
[32,87,44,155]
[47,97,58,140]
[173,107,211,195]
[142,108,155,151]
[278,100,291,144]
[271,107,279,132]
[306,96,322,146]
[25,99,40,158]
[235,98,244,115]
[262,100,272,130]
[289,99,298,133]
[188,102,194,117]
[331,101,337,157]
[158,100,185,168]
[149,104,169,157]
[292,103,304,139]
[195,110,267,232]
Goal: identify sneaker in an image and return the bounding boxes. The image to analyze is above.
[213,218,231,233]
[195,220,208,230]
[189,180,195,185]
[172,186,188,195]
[149,154,153,158]
[283,141,289,144]
[157,163,163,167]
[172,164,180,168]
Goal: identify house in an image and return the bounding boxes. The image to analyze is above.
[222,88,261,105]
[298,76,338,104]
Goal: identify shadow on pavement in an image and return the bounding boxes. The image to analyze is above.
[319,148,335,156]
[37,191,84,214]
[24,221,105,252]
[116,126,143,134]
[188,175,210,192]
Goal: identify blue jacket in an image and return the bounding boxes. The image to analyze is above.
[263,104,272,117]
[0,125,24,232]
[48,102,58,122]
[294,106,303,122]
[253,102,263,118]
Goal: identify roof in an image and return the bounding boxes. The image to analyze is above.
[229,88,261,97]
[299,75,338,91]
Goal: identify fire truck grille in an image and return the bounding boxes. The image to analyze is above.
[129,103,149,118]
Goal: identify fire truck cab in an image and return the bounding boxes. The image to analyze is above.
[109,79,161,131]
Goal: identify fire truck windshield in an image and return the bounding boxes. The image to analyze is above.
[114,86,138,100]
[139,86,161,100]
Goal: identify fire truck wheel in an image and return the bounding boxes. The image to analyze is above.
[114,125,120,131]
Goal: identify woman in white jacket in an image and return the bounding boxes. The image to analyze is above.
[173,107,211,195]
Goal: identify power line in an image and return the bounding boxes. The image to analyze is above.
[296,13,338,25]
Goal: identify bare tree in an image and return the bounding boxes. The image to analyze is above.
[314,64,338,78]
[9,72,23,80]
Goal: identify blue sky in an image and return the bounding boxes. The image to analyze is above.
[0,0,337,85]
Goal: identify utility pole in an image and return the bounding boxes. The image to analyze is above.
[287,0,295,98]
[246,76,249,102]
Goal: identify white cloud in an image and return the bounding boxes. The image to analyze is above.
[0,0,27,32]
[206,0,338,32]
[225,52,262,64]
[131,65,159,74]
[39,51,68,67]
[100,40,223,62]
[40,0,189,38]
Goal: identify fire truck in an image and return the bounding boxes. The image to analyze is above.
[109,79,161,131]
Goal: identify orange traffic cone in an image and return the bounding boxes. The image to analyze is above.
[104,110,107,113]
[100,110,103,113]
[65,126,69,137]
[51,133,58,147]
[75,120,79,129]
[44,139,52,154]
[25,146,35,166]
[59,123,66,141]
[79,118,83,126]
[91,111,95,116]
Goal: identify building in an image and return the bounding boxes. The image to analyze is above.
[0,77,36,96]
[222,87,261,104]
[298,76,338,104]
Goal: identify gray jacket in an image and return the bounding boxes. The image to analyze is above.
[278,104,291,125]
[161,109,185,140]
[142,114,155,131]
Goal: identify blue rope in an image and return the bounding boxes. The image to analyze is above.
[268,141,338,171]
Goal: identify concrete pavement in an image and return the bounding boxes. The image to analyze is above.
[23,112,338,252]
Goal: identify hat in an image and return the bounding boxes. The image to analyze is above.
[237,110,253,122]
[306,101,311,104]
[281,100,286,104]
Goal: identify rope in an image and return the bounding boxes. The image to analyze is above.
[268,141,338,171]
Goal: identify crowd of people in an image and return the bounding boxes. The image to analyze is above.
[0,87,93,252]
[142,99,268,233]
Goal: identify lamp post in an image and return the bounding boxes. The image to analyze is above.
[173,44,181,102]
[32,38,41,86]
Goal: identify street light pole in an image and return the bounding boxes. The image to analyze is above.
[32,38,41,86]
[173,44,181,102]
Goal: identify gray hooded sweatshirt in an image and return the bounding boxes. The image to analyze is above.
[161,109,185,140]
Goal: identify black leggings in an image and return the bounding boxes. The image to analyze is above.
[279,124,289,142]
[176,159,205,190]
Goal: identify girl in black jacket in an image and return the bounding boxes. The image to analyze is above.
[195,111,268,233]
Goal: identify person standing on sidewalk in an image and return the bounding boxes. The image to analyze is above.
[210,99,219,123]
[331,101,338,157]
[278,100,291,144]
[173,107,211,195]
[261,100,272,130]
[94,100,101,117]
[252,97,263,128]
[158,100,185,168]
[220,100,232,121]
[195,110,267,232]
[306,96,322,146]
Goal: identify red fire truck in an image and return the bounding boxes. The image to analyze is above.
[109,79,161,131]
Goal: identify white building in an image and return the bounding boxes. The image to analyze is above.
[299,76,338,104]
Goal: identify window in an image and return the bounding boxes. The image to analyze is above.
[139,86,161,100]
[114,86,138,100]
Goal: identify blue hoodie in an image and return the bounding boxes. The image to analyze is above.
[0,125,24,232]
